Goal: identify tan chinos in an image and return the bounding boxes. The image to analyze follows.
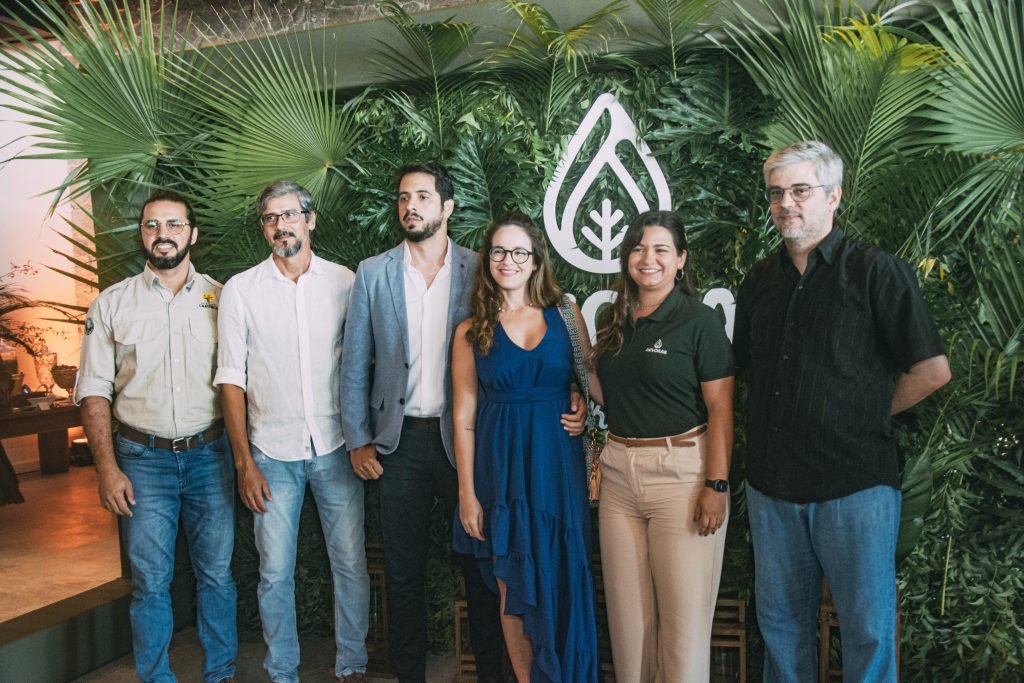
[598,430,728,682]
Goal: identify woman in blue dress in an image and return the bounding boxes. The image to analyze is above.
[451,214,600,682]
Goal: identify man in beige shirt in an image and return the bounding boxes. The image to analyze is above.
[77,190,237,683]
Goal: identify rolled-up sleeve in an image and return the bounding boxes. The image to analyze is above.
[214,277,248,390]
[74,295,116,403]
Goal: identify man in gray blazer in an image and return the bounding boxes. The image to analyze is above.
[340,162,505,682]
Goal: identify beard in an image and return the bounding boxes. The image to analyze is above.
[146,238,190,270]
[271,229,303,258]
[403,214,443,243]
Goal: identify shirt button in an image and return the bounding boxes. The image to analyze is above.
[404,363,409,369]
[399,398,405,405]
[797,285,804,290]
[773,391,780,396]
[782,354,790,360]
[175,387,181,392]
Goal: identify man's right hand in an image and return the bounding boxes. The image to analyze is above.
[238,462,272,514]
[98,467,135,517]
[350,444,383,481]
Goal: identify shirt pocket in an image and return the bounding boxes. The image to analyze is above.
[188,311,219,385]
[112,317,164,378]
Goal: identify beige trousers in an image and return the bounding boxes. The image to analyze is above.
[598,432,728,682]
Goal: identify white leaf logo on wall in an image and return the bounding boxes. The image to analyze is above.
[544,93,672,274]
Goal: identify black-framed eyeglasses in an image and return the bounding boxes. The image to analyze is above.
[141,219,189,235]
[766,184,826,204]
[259,209,310,227]
[488,246,533,264]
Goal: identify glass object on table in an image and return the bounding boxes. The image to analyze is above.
[33,351,57,394]
[52,364,78,403]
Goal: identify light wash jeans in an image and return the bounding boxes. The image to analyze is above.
[116,431,237,683]
[252,443,369,682]
[748,483,901,683]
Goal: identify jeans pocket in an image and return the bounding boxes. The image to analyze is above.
[115,435,147,460]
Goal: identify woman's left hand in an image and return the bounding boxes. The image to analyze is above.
[694,487,728,536]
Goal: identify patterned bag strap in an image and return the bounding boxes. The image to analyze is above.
[557,295,591,409]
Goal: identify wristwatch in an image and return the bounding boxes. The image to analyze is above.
[704,479,729,492]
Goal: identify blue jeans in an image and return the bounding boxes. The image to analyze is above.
[747,484,900,683]
[116,431,237,683]
[252,444,369,682]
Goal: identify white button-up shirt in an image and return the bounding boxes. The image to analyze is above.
[214,254,355,461]
[403,240,452,418]
[76,264,222,439]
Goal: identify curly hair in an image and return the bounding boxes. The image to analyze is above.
[465,213,563,355]
[589,210,694,364]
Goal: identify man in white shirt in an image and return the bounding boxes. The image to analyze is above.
[216,180,369,683]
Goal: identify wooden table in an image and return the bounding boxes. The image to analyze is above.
[0,403,81,474]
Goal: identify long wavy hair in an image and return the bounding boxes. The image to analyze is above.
[466,213,563,355]
[590,210,694,363]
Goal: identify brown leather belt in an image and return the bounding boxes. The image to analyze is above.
[608,424,708,448]
[118,421,224,453]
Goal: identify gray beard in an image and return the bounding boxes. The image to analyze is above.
[272,239,303,258]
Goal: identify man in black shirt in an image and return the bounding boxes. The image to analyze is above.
[734,140,950,682]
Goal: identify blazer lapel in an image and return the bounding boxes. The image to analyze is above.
[385,244,411,361]
[447,244,471,338]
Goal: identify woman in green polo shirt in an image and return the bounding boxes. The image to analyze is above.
[590,209,735,682]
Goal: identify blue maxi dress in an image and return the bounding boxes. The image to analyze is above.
[453,306,599,682]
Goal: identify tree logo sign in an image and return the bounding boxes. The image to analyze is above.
[543,93,672,274]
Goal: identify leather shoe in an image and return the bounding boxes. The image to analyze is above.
[338,673,366,682]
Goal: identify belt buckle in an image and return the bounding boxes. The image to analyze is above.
[171,435,195,453]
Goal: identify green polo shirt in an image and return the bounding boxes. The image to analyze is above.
[596,287,734,438]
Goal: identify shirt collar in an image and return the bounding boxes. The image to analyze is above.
[631,286,685,327]
[143,262,197,292]
[402,238,453,270]
[257,253,324,282]
[778,227,844,269]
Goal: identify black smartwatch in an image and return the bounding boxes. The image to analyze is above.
[704,479,729,492]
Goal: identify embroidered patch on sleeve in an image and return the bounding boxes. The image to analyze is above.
[84,318,95,335]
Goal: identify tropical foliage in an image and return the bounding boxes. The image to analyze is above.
[1,0,1021,678]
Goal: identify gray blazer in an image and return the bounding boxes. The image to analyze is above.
[340,240,478,466]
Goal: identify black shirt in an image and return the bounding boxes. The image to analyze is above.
[733,228,944,503]
[597,287,734,438]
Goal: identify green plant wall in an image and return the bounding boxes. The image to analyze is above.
[2,0,1022,679]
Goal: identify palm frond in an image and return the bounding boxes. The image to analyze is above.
[0,0,198,215]
[490,0,627,133]
[370,0,479,155]
[631,0,717,77]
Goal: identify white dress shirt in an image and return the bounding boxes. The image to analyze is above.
[403,239,452,418]
[215,254,355,461]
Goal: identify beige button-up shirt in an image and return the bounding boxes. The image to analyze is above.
[76,264,222,439]
[214,254,355,461]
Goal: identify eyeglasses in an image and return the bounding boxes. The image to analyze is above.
[766,184,826,204]
[141,219,189,235]
[488,247,533,264]
[259,209,309,227]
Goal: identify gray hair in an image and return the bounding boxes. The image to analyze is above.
[256,180,315,217]
[763,140,844,189]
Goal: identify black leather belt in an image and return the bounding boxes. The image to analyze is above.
[118,421,224,453]
[402,416,441,431]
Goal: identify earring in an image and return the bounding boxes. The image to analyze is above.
[675,268,684,282]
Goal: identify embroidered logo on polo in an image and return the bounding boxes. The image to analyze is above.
[645,338,668,355]
[199,292,218,310]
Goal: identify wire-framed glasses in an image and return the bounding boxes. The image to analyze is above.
[766,184,825,204]
[259,209,310,227]
[141,219,189,235]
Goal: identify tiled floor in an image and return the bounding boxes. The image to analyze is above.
[0,464,121,622]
